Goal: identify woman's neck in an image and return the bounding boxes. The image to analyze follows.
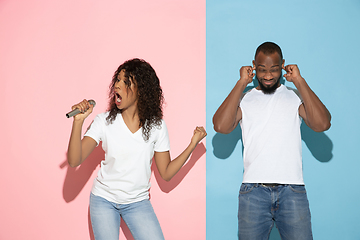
[121,108,140,133]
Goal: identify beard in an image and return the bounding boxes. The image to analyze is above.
[257,75,281,94]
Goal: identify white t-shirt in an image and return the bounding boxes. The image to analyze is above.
[239,85,304,184]
[84,112,170,204]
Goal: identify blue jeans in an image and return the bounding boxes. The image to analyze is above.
[238,183,313,240]
[90,193,165,240]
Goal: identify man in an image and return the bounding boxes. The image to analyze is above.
[212,42,331,240]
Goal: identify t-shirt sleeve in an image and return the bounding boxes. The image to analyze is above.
[154,120,171,152]
[84,114,104,146]
[286,86,303,104]
[287,87,304,121]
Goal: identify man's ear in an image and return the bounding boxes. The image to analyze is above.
[282,59,285,69]
[252,60,256,69]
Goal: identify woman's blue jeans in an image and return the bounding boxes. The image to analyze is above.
[90,193,165,240]
[238,183,313,240]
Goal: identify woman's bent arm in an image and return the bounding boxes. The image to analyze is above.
[67,119,97,167]
[154,126,206,181]
[67,100,97,167]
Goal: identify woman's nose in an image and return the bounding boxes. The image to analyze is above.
[114,82,121,90]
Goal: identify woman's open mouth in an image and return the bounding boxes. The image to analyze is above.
[115,92,122,104]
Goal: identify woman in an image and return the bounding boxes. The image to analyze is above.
[67,58,206,240]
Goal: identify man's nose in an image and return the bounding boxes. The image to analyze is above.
[263,71,273,80]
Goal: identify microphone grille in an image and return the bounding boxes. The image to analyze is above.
[88,99,96,107]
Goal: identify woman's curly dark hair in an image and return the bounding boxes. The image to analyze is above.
[106,58,164,141]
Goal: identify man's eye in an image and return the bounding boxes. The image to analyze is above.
[258,69,266,73]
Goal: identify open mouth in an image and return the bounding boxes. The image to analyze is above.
[115,92,122,104]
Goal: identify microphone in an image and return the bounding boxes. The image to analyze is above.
[66,99,96,118]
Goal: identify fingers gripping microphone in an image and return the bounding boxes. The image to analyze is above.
[66,100,96,118]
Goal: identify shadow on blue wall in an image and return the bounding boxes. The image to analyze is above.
[301,123,333,162]
[212,124,242,160]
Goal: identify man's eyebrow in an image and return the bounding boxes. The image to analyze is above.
[257,64,280,68]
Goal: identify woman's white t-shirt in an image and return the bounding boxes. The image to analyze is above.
[84,112,170,204]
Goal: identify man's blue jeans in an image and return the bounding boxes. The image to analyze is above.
[238,183,313,240]
[90,193,165,240]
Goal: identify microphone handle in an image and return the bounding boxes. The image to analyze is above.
[66,99,96,118]
[66,108,81,118]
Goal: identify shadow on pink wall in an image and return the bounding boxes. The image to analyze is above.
[59,143,104,203]
[60,142,206,239]
[152,142,206,193]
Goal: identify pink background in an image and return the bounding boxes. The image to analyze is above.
[0,0,206,239]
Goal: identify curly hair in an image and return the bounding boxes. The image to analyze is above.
[106,58,164,141]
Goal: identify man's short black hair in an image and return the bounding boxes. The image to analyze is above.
[255,42,283,60]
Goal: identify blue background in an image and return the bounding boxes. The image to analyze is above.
[206,0,360,239]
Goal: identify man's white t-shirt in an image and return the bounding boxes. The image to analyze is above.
[84,112,170,204]
[239,85,304,184]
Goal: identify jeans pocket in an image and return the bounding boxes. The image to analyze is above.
[289,184,307,193]
[239,183,256,194]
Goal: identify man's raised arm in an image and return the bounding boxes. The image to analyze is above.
[283,64,331,132]
[213,66,255,134]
